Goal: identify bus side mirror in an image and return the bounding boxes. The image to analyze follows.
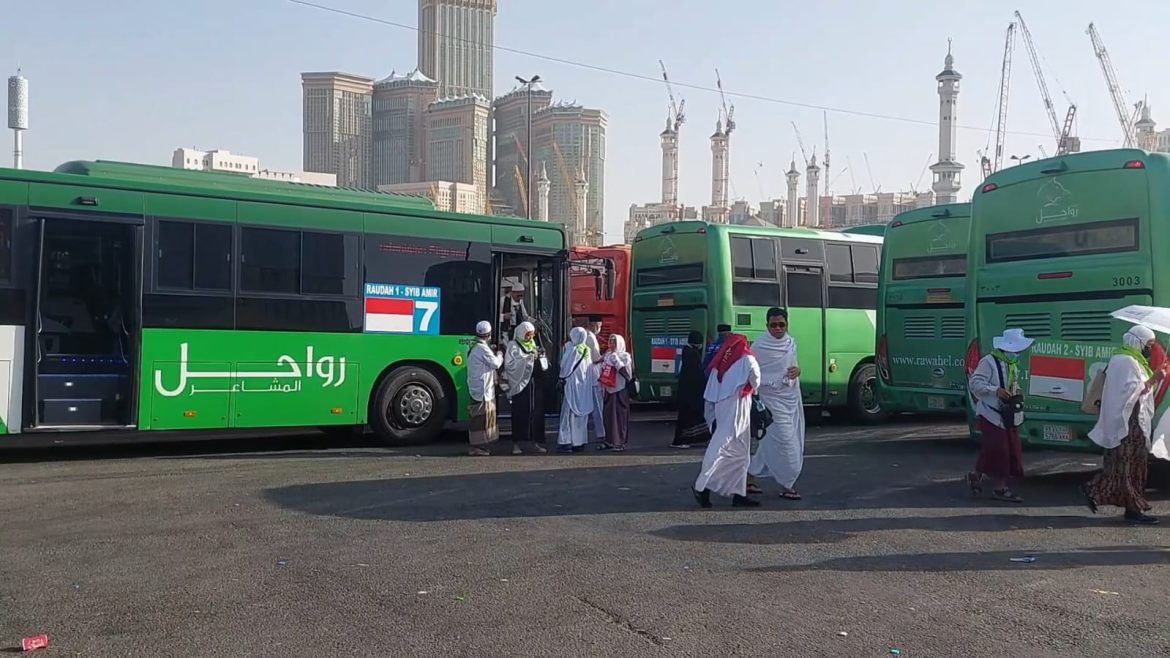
[593,271,603,301]
[604,261,616,300]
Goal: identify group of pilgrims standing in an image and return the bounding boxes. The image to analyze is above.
[464,315,634,456]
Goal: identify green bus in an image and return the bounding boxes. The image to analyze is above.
[630,221,886,422]
[876,203,970,416]
[841,223,888,237]
[965,148,1166,449]
[0,160,568,444]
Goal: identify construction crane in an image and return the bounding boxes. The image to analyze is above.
[1014,12,1060,146]
[659,60,686,132]
[791,122,809,166]
[823,112,831,196]
[983,22,1016,179]
[863,153,879,194]
[715,68,735,135]
[1087,23,1136,147]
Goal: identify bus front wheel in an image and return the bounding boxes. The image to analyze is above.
[370,366,449,445]
[848,362,888,425]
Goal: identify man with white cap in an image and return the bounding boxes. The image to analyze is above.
[467,320,504,456]
[967,328,1034,503]
[500,282,529,338]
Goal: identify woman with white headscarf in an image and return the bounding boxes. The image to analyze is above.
[557,327,594,453]
[505,321,548,455]
[466,320,503,456]
[1083,324,1165,524]
[598,334,634,452]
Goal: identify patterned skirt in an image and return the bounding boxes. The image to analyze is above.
[1088,407,1151,512]
[468,399,499,446]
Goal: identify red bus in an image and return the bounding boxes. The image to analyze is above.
[570,245,630,352]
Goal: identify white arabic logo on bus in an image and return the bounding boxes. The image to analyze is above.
[1037,178,1079,224]
[153,343,347,397]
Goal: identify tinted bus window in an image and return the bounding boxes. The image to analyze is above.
[851,245,880,284]
[157,221,232,291]
[301,231,347,295]
[892,255,967,280]
[986,218,1138,263]
[241,227,301,294]
[731,237,754,278]
[752,239,778,279]
[635,263,703,287]
[827,244,853,282]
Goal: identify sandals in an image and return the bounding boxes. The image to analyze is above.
[468,447,491,457]
[779,490,802,501]
[967,472,984,495]
[992,488,1023,503]
[1081,483,1098,514]
[746,483,764,495]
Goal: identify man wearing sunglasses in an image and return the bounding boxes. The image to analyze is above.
[748,307,806,501]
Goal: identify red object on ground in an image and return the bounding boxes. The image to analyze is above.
[21,634,49,651]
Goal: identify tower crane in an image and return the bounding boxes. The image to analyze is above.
[982,22,1016,179]
[823,111,831,196]
[1014,10,1078,155]
[1087,23,1136,147]
[791,122,808,166]
[658,60,686,132]
[715,68,735,135]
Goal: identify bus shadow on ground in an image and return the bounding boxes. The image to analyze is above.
[651,514,1111,546]
[262,461,1100,523]
[746,546,1170,573]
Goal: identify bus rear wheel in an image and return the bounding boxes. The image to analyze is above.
[848,362,888,425]
[370,366,448,445]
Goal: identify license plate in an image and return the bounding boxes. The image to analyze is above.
[659,385,672,398]
[1042,424,1073,443]
[927,396,945,410]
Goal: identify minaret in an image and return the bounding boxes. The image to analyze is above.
[1135,99,1157,151]
[661,115,679,219]
[929,41,964,205]
[785,158,801,227]
[805,153,821,227]
[535,161,550,221]
[710,119,729,223]
[574,166,589,246]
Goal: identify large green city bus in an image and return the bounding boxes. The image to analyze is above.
[841,223,888,237]
[630,221,885,422]
[0,161,568,444]
[876,203,970,416]
[965,148,1169,450]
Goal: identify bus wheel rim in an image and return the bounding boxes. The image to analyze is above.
[861,376,880,414]
[397,385,434,426]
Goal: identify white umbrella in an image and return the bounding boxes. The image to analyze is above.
[1110,305,1170,334]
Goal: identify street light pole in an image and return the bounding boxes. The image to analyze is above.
[515,75,540,219]
[1010,154,1032,166]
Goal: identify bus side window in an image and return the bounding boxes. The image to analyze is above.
[785,266,823,307]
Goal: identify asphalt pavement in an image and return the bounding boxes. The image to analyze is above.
[1,411,1168,657]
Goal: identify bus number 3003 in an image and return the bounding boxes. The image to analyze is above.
[1112,275,1141,287]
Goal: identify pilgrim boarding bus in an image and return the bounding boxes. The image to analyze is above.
[630,221,886,422]
[965,148,1170,452]
[0,160,569,445]
[876,203,970,416]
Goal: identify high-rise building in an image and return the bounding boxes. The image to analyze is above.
[173,147,337,186]
[425,95,491,213]
[531,104,607,245]
[372,69,439,186]
[624,202,699,242]
[493,81,553,217]
[301,72,373,188]
[929,43,963,205]
[378,180,479,214]
[418,0,497,99]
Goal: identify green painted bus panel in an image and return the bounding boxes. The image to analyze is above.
[0,180,28,204]
[841,223,888,236]
[29,183,144,216]
[145,193,236,221]
[364,212,492,242]
[139,329,471,431]
[491,224,562,251]
[877,204,970,415]
[967,149,1166,450]
[238,200,365,233]
[630,221,881,406]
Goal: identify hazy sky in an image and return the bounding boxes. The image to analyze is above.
[6,1,1169,241]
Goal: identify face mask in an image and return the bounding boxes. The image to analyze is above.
[1002,351,1019,362]
[1143,345,1153,359]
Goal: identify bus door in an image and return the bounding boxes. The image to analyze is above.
[783,263,826,406]
[30,216,141,428]
[493,251,566,422]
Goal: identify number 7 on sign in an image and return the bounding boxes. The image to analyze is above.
[416,300,439,333]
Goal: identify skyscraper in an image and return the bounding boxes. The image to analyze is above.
[418,0,497,99]
[531,104,607,245]
[425,95,492,213]
[372,69,439,187]
[930,43,963,205]
[301,72,374,188]
[493,81,553,217]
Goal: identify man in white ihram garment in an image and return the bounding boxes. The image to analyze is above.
[557,327,595,453]
[692,332,762,508]
[748,307,807,500]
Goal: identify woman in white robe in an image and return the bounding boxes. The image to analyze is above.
[748,308,806,499]
[557,326,595,453]
[1083,324,1163,524]
[693,333,761,508]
